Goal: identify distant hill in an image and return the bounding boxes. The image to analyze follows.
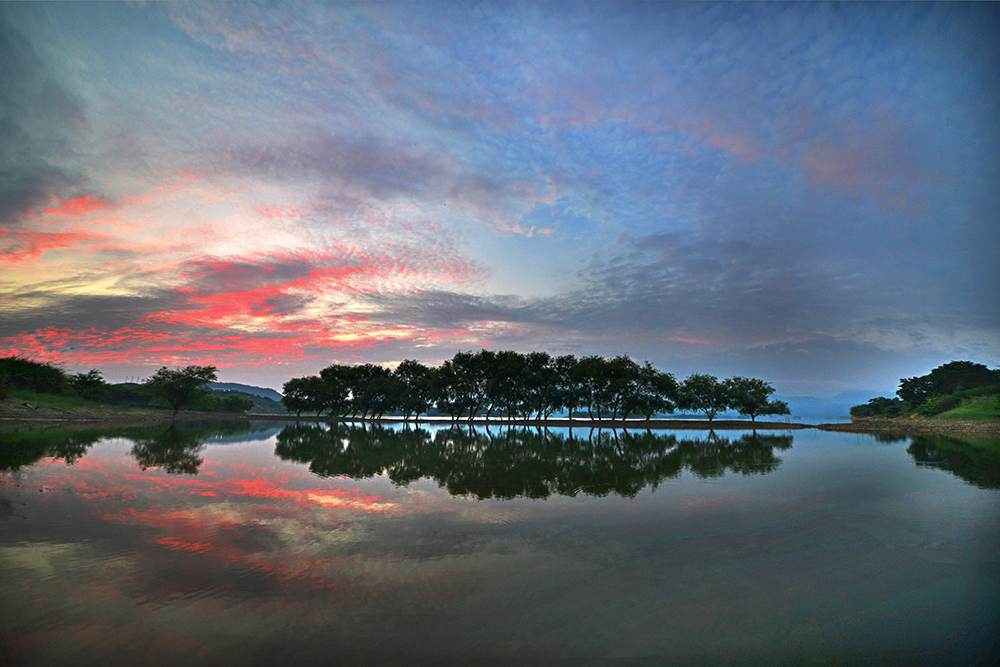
[209,388,287,414]
[210,382,282,402]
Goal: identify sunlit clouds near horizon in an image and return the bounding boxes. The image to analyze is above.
[1,1,998,396]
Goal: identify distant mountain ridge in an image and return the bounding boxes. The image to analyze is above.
[210,382,283,402]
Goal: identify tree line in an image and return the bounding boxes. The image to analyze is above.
[2,352,791,422]
[0,357,251,416]
[282,350,790,422]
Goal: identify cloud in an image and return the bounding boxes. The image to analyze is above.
[231,130,448,200]
[0,229,104,263]
[0,16,86,226]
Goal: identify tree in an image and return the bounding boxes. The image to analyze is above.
[632,363,677,420]
[317,365,353,416]
[344,364,394,418]
[763,399,791,421]
[553,355,582,420]
[282,376,325,416]
[522,351,559,419]
[69,369,109,401]
[394,359,432,420]
[724,376,788,422]
[898,361,999,406]
[850,396,905,418]
[575,356,609,419]
[678,373,731,421]
[145,365,218,416]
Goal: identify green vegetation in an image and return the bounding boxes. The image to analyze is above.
[283,349,789,422]
[850,361,1000,420]
[0,357,256,418]
[0,420,262,473]
[933,396,1000,421]
[0,356,70,396]
[3,352,791,423]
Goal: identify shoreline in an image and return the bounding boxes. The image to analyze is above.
[3,397,997,436]
[2,398,998,436]
[814,417,1000,437]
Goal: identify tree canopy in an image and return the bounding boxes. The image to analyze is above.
[281,351,788,423]
[144,365,218,416]
[724,376,790,422]
[851,360,1000,418]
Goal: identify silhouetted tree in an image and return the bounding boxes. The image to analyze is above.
[282,376,325,416]
[69,369,109,401]
[317,365,353,416]
[678,373,731,421]
[144,365,218,416]
[394,359,432,420]
[725,376,789,422]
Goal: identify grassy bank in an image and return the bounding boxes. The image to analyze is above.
[1,391,192,425]
[933,395,1000,420]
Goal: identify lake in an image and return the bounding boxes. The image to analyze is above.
[1,421,998,666]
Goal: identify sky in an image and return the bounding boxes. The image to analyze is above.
[1,1,998,397]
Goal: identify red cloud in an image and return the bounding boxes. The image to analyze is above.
[0,245,480,369]
[0,229,104,262]
[40,195,111,217]
[799,114,926,214]
[0,322,478,370]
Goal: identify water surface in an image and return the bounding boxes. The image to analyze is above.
[1,421,998,666]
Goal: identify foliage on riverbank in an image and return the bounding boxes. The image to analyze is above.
[850,361,1000,420]
[0,357,264,418]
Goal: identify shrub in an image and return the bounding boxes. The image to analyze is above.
[0,356,69,394]
[214,393,254,413]
[916,394,962,416]
[961,383,1000,398]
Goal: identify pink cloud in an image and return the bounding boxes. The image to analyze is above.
[694,114,768,164]
[40,195,111,218]
[0,229,106,262]
[799,113,926,214]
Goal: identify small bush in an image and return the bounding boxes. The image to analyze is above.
[961,383,1000,398]
[916,394,961,416]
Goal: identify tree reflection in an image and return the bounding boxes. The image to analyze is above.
[907,435,1000,489]
[130,425,207,475]
[0,428,104,471]
[275,423,794,499]
[0,421,264,475]
[127,421,262,475]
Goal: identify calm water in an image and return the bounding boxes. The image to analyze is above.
[1,421,998,666]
